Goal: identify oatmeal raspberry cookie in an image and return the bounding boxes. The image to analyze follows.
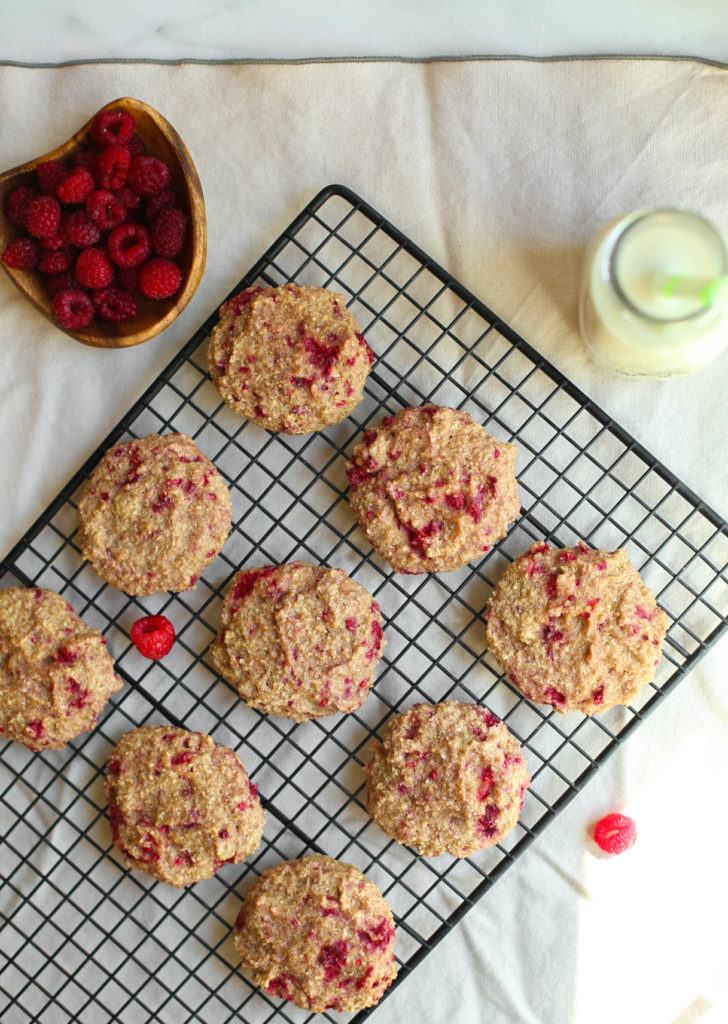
[0,587,121,750]
[209,563,385,721]
[484,542,669,714]
[365,701,529,857]
[105,725,264,886]
[78,433,231,595]
[346,405,519,574]
[207,283,373,433]
[234,854,397,1013]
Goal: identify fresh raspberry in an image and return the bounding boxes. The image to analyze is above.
[85,189,127,231]
[150,206,187,258]
[90,109,135,149]
[75,247,113,289]
[144,187,176,220]
[91,284,138,323]
[36,160,68,195]
[108,222,151,268]
[127,156,171,197]
[6,185,39,228]
[139,257,182,299]
[26,195,61,238]
[56,166,96,205]
[96,145,131,190]
[38,247,76,273]
[53,288,94,329]
[46,270,75,296]
[40,230,67,251]
[593,813,637,854]
[64,208,101,247]
[129,615,175,660]
[115,185,142,212]
[2,237,40,269]
[128,133,147,158]
[73,148,99,181]
[117,265,142,293]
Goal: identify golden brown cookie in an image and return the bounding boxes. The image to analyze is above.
[78,432,231,596]
[233,854,397,1013]
[207,283,373,434]
[365,701,529,857]
[209,562,385,721]
[104,725,264,886]
[484,541,669,714]
[0,587,121,750]
[346,405,519,573]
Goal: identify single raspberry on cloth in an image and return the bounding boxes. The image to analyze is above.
[593,812,637,854]
[130,615,176,659]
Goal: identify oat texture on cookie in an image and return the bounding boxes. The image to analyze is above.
[365,701,530,857]
[0,587,121,750]
[484,542,669,714]
[346,405,519,573]
[209,562,385,721]
[104,726,264,886]
[207,283,373,433]
[77,432,231,595]
[233,854,397,1013]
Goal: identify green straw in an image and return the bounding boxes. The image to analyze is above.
[651,273,728,307]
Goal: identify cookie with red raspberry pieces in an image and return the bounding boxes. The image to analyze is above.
[347,405,519,574]
[365,701,529,857]
[77,433,231,595]
[0,588,121,751]
[209,563,385,721]
[207,283,373,434]
[484,542,669,714]
[233,854,397,1013]
[105,725,264,886]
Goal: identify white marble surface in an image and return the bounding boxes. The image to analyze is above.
[1,0,727,64]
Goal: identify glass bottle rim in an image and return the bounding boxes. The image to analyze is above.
[608,208,728,326]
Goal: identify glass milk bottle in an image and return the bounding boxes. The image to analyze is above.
[579,208,728,377]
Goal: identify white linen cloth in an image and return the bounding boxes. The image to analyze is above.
[0,58,726,1024]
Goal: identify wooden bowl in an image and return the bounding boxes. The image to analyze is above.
[0,97,206,348]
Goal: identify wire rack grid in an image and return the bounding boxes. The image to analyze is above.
[1,184,728,1024]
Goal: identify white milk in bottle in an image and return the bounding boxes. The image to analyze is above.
[579,208,728,377]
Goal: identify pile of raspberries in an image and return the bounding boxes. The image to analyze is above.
[2,107,188,330]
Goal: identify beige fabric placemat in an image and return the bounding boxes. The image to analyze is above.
[0,59,726,1024]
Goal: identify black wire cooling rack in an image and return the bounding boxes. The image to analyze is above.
[2,184,728,1024]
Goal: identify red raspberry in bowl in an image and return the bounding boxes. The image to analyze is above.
[73,148,99,181]
[108,222,151,268]
[91,285,138,323]
[139,256,182,299]
[144,187,176,220]
[38,246,76,274]
[36,160,69,195]
[96,146,131,190]
[116,265,142,293]
[129,615,175,659]
[2,237,41,270]
[593,812,637,854]
[75,248,113,290]
[26,195,61,239]
[57,166,96,205]
[85,189,127,231]
[90,109,135,149]
[128,156,171,197]
[6,185,39,228]
[150,207,187,258]
[52,288,94,329]
[46,270,75,296]
[64,209,102,248]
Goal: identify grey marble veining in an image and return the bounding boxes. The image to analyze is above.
[1,0,727,63]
